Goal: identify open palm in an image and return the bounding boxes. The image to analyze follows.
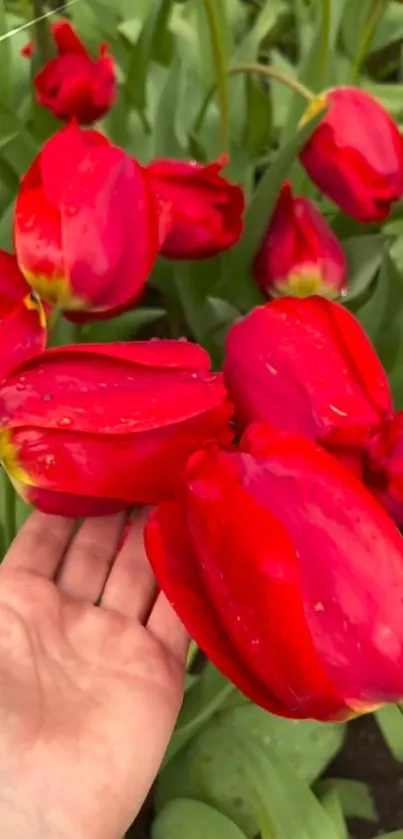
[0,509,188,839]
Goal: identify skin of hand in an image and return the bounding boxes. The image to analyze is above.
[0,508,189,839]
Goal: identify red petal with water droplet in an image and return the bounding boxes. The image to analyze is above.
[224,296,392,448]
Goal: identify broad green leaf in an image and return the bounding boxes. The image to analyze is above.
[81,309,166,343]
[162,664,235,767]
[371,2,403,53]
[233,0,287,62]
[125,0,174,112]
[341,0,376,58]
[173,258,228,343]
[375,705,403,761]
[152,55,185,159]
[317,779,377,822]
[221,105,327,311]
[0,199,14,250]
[319,789,348,839]
[157,704,344,838]
[15,496,33,530]
[152,799,248,839]
[343,234,388,303]
[281,0,336,145]
[0,0,12,107]
[375,833,403,839]
[243,76,272,160]
[353,253,403,375]
[236,735,340,839]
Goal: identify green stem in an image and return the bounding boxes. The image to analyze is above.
[31,0,55,65]
[350,0,387,82]
[3,471,16,549]
[202,0,230,154]
[194,61,315,137]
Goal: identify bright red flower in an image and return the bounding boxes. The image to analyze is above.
[224,297,392,464]
[14,124,160,320]
[147,156,245,260]
[0,340,232,517]
[22,20,116,124]
[254,182,346,299]
[0,250,47,382]
[146,423,403,720]
[364,413,403,525]
[299,87,403,222]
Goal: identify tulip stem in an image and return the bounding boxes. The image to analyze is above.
[31,0,55,65]
[201,0,230,154]
[194,61,315,137]
[3,472,16,550]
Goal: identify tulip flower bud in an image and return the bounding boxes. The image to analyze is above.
[299,87,403,222]
[253,183,346,299]
[22,20,116,125]
[147,156,245,260]
[224,297,392,459]
[364,413,403,526]
[0,340,232,517]
[146,424,403,720]
[15,124,160,320]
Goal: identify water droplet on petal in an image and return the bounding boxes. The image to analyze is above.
[58,416,73,427]
[43,394,52,402]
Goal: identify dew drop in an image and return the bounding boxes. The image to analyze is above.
[58,416,73,427]
[43,394,52,402]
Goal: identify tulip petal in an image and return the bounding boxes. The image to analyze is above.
[2,404,232,504]
[224,297,392,446]
[15,158,65,288]
[181,446,345,719]
[51,20,89,57]
[242,424,403,708]
[146,501,287,715]
[0,295,47,383]
[0,250,31,316]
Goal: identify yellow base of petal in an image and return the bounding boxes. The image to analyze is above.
[22,269,88,311]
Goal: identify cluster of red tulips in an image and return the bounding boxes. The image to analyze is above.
[3,20,403,722]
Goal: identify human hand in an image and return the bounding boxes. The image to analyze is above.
[0,508,188,839]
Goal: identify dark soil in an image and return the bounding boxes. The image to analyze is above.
[327,715,403,838]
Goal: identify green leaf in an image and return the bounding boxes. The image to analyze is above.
[173,258,228,343]
[162,664,235,767]
[375,705,403,762]
[375,833,403,839]
[317,779,377,822]
[152,799,248,839]
[220,105,327,311]
[319,790,348,839]
[152,55,185,158]
[236,735,340,839]
[157,703,344,838]
[353,253,403,376]
[342,234,388,303]
[125,0,174,113]
[80,308,166,343]
[0,0,12,107]
[243,76,272,159]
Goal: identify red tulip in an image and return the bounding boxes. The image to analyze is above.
[254,183,346,299]
[0,250,47,381]
[224,297,392,465]
[299,87,403,222]
[14,124,160,320]
[147,156,245,260]
[0,340,232,517]
[146,423,403,720]
[364,413,403,525]
[22,20,116,124]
